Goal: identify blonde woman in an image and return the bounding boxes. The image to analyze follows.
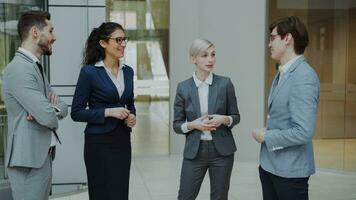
[173,39,240,200]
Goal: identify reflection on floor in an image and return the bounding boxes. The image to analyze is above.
[4,100,356,199]
[131,101,356,172]
[50,101,356,199]
[51,156,356,200]
[314,139,356,171]
[131,101,169,155]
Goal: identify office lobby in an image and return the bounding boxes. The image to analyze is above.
[1,0,356,199]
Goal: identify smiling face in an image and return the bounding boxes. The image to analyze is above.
[37,19,56,55]
[191,45,216,73]
[100,28,127,60]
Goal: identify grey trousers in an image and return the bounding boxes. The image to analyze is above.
[178,140,234,200]
[7,155,52,200]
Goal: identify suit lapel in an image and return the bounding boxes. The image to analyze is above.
[35,63,49,97]
[16,51,47,97]
[97,67,120,101]
[208,74,217,114]
[120,66,131,101]
[35,64,48,97]
[189,78,201,117]
[268,73,279,108]
[268,56,305,109]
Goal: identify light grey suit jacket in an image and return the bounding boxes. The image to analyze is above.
[2,51,68,168]
[173,74,240,159]
[261,56,320,178]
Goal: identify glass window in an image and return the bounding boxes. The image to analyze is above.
[268,0,356,171]
[107,0,170,155]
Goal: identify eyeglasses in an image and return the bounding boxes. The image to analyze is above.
[269,34,279,42]
[108,37,129,44]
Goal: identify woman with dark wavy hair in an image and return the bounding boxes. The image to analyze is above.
[71,22,136,200]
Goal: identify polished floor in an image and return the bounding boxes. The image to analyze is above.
[49,101,356,200]
[131,102,169,155]
[50,156,356,200]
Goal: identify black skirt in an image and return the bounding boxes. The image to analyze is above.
[84,124,131,200]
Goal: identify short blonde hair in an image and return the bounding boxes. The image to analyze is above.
[189,39,214,57]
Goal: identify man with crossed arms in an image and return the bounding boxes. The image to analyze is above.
[3,11,68,200]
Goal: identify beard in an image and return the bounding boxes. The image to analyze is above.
[38,35,53,56]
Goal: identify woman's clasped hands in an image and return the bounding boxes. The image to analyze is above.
[187,114,229,132]
[105,107,136,128]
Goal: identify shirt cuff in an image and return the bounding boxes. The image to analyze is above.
[265,130,284,152]
[53,106,61,116]
[227,116,233,127]
[181,122,190,133]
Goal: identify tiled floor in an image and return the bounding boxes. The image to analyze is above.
[49,101,356,199]
[51,156,356,200]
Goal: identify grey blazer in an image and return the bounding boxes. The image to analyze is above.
[2,51,68,168]
[261,56,320,178]
[173,74,240,159]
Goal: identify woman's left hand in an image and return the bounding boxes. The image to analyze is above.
[125,113,136,128]
[206,114,229,128]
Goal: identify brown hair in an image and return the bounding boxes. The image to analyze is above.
[17,11,51,41]
[269,16,309,54]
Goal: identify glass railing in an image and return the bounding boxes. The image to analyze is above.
[0,114,7,180]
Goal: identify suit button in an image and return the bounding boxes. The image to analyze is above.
[267,115,270,119]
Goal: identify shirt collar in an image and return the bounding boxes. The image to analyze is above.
[278,55,302,74]
[18,47,40,63]
[193,72,213,87]
[94,59,124,70]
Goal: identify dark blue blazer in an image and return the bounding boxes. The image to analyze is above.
[71,64,136,134]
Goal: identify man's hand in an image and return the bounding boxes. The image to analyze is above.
[48,91,59,106]
[187,115,217,132]
[252,128,266,143]
[125,113,136,128]
[27,113,34,121]
[206,114,230,128]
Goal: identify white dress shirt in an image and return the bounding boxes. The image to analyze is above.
[95,60,125,97]
[181,72,232,140]
[18,47,58,147]
[277,55,302,85]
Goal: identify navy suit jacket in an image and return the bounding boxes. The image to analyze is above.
[71,64,136,134]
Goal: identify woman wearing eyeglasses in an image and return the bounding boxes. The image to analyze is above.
[173,39,240,200]
[71,22,135,200]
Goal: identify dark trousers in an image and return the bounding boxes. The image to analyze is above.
[84,125,131,200]
[178,140,234,200]
[259,166,309,200]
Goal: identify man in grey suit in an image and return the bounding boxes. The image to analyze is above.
[2,11,68,200]
[252,16,320,200]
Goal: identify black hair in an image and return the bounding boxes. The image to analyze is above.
[269,16,309,54]
[83,22,124,65]
[17,11,50,41]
